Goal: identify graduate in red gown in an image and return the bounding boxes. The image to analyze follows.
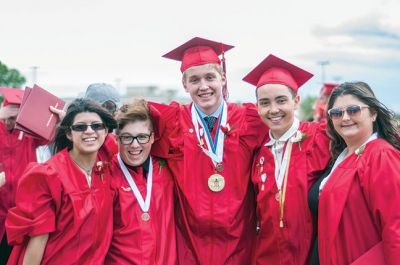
[5,98,117,265]
[0,88,47,263]
[313,82,400,265]
[149,37,268,264]
[312,82,338,122]
[106,99,177,265]
[242,54,331,265]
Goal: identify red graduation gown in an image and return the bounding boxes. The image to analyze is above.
[151,102,268,265]
[106,156,177,265]
[252,121,330,265]
[318,138,400,265]
[5,148,113,265]
[0,122,45,240]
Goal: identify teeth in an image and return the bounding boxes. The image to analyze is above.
[83,137,96,142]
[129,150,141,155]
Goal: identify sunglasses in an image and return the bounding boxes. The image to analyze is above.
[328,105,369,119]
[118,133,152,145]
[70,123,106,132]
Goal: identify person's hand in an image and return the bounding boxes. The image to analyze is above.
[0,172,5,188]
[50,106,66,122]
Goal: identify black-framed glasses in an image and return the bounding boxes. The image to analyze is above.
[328,105,369,120]
[118,133,153,145]
[70,123,106,132]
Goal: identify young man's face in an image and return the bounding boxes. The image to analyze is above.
[182,64,225,115]
[256,83,300,139]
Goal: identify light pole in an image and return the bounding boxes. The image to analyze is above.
[30,66,39,85]
[317,60,329,84]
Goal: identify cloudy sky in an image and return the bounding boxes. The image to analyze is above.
[1,0,399,112]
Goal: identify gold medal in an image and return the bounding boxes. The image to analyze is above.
[141,212,150,221]
[215,163,224,172]
[208,173,225,192]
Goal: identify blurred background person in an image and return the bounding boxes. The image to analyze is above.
[313,82,338,122]
[0,88,46,264]
[84,83,121,118]
[6,98,117,265]
[309,82,400,264]
[106,99,176,264]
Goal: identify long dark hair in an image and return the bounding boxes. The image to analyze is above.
[326,81,400,160]
[52,98,117,153]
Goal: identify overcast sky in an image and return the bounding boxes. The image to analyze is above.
[1,0,399,112]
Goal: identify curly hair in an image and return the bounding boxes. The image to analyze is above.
[326,81,400,160]
[52,98,117,153]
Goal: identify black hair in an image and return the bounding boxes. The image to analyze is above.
[52,98,117,153]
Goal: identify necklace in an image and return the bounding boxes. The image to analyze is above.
[70,157,94,186]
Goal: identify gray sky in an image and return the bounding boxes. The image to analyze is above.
[1,0,399,112]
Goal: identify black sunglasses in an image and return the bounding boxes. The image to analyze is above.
[118,133,152,145]
[70,123,106,132]
[328,105,369,119]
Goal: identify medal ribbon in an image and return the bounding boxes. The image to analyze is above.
[191,101,227,166]
[117,154,153,213]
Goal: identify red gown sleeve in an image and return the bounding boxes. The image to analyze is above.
[147,101,182,159]
[303,120,331,188]
[359,146,400,265]
[6,162,62,245]
[240,103,269,150]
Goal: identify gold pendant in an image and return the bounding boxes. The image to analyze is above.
[141,212,150,222]
[208,173,225,192]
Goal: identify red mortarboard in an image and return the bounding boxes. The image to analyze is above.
[0,88,24,106]
[322,82,338,95]
[162,37,234,72]
[242,54,314,93]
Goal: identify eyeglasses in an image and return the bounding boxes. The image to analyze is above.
[118,133,153,145]
[327,105,369,119]
[70,123,106,132]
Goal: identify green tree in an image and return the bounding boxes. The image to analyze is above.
[0,61,26,88]
[299,95,317,121]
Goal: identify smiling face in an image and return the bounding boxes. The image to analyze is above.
[67,112,108,155]
[182,63,225,115]
[256,83,300,139]
[118,120,154,167]
[330,94,376,147]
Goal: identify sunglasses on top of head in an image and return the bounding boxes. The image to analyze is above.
[70,123,106,132]
[327,105,369,119]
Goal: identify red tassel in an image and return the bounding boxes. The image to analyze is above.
[221,46,229,100]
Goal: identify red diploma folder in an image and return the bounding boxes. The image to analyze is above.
[351,241,384,265]
[15,85,65,141]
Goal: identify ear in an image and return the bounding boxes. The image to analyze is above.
[294,95,301,109]
[182,77,189,93]
[66,130,72,141]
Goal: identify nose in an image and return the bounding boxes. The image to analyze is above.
[131,138,141,147]
[342,110,351,120]
[268,102,279,114]
[199,79,209,90]
[84,125,95,133]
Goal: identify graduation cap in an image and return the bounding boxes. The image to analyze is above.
[0,88,24,106]
[162,37,234,73]
[242,54,313,93]
[321,82,338,95]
